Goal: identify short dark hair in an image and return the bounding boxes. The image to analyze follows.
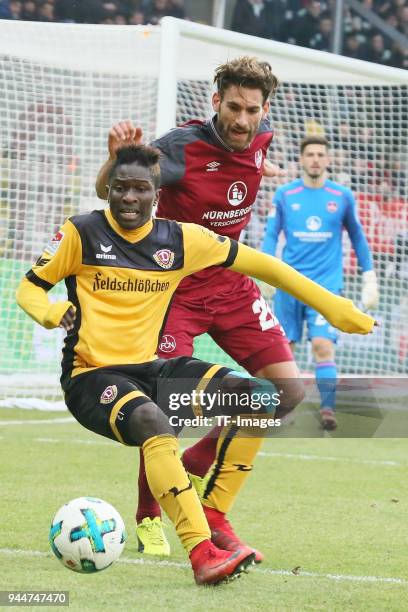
[300,135,330,154]
[109,145,161,188]
[214,56,279,103]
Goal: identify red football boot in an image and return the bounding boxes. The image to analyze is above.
[203,506,265,564]
[189,540,255,586]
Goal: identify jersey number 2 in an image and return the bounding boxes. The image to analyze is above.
[252,297,279,331]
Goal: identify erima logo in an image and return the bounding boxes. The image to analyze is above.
[96,243,116,260]
[315,314,327,326]
[291,203,301,210]
[206,161,221,172]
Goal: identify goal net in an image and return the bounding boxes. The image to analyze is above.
[0,17,407,407]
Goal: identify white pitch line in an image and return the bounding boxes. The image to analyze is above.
[14,438,406,468]
[1,432,404,468]
[258,451,402,467]
[0,417,75,426]
[0,548,406,586]
[36,437,114,446]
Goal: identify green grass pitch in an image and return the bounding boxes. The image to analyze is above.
[0,406,407,611]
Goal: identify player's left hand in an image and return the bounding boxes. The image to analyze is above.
[262,159,287,180]
[328,297,375,334]
[361,270,379,310]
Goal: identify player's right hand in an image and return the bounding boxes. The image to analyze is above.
[108,120,143,159]
[59,306,77,331]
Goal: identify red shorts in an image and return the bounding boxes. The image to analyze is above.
[157,276,293,374]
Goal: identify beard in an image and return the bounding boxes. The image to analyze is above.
[306,169,324,180]
[216,119,255,151]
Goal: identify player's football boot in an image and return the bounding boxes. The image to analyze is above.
[190,540,255,586]
[187,471,208,498]
[320,408,337,431]
[136,517,170,556]
[203,506,264,564]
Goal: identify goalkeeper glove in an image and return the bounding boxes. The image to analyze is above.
[258,280,276,302]
[361,270,379,311]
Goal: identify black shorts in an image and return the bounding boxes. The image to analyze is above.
[64,357,232,445]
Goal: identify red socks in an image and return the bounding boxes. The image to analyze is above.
[202,504,224,528]
[181,426,222,477]
[135,448,161,523]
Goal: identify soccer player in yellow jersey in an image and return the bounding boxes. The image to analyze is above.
[17,145,375,586]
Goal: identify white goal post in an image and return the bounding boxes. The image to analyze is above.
[0,17,407,407]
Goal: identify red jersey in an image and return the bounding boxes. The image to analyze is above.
[153,115,273,297]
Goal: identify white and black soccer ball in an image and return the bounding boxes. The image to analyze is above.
[49,497,127,573]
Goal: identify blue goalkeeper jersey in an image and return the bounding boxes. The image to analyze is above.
[262,178,373,291]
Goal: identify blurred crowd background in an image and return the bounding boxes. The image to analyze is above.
[231,0,408,69]
[0,0,407,70]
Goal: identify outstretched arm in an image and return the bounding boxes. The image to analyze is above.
[182,224,375,336]
[230,242,375,335]
[95,120,143,199]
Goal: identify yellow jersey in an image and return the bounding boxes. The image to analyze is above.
[19,209,236,381]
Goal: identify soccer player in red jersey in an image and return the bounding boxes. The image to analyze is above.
[95,57,305,561]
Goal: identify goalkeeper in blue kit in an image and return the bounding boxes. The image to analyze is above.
[262,136,379,430]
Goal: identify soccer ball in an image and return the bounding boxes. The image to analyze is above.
[49,497,127,573]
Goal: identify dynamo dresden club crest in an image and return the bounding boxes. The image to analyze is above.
[153,249,175,269]
[100,385,118,404]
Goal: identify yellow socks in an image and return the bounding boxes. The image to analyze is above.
[202,424,265,513]
[142,434,210,553]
